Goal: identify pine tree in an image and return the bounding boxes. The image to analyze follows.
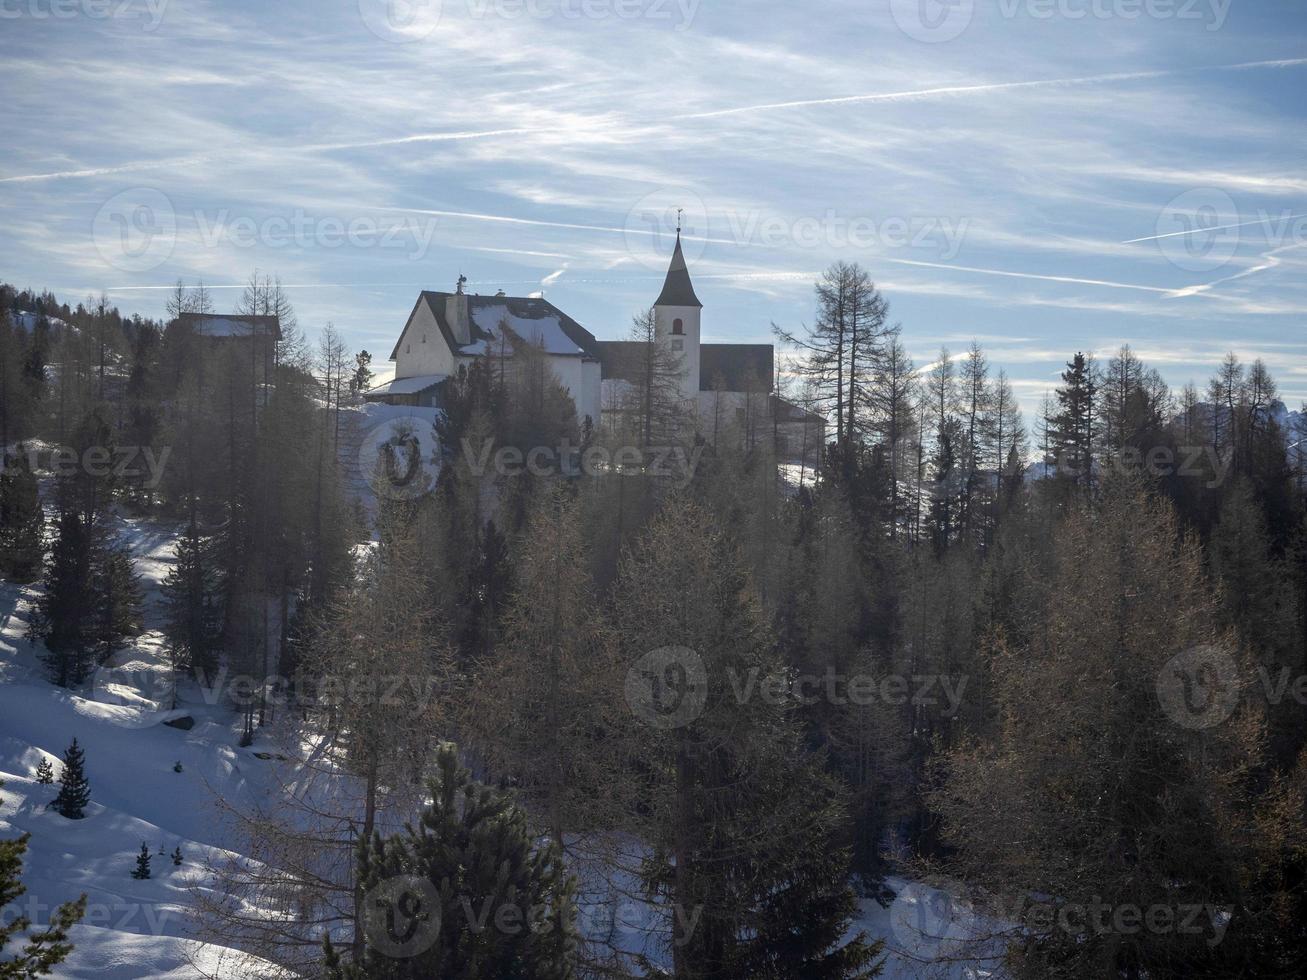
[93,540,144,663]
[1048,351,1097,492]
[0,448,44,582]
[1,781,86,976]
[51,739,90,820]
[322,745,578,979]
[171,847,183,868]
[613,498,884,979]
[131,842,152,880]
[34,759,53,785]
[161,518,222,680]
[31,510,96,687]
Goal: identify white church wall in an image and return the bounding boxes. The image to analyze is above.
[395,301,457,379]
[539,355,601,429]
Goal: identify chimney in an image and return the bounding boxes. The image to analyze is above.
[445,281,470,345]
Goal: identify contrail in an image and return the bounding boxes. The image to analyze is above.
[6,58,1304,183]
[1122,213,1307,245]
[371,205,742,246]
[674,58,1307,120]
[0,129,543,184]
[888,257,1174,293]
[0,155,212,184]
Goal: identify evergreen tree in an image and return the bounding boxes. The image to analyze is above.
[172,847,183,868]
[613,498,884,979]
[349,350,373,397]
[1,781,86,977]
[51,739,90,820]
[93,540,144,663]
[131,842,152,880]
[31,510,96,687]
[322,745,578,979]
[0,448,43,582]
[1048,352,1097,492]
[34,759,53,785]
[161,517,222,680]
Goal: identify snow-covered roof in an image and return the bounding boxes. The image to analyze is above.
[463,303,589,356]
[389,292,603,362]
[10,311,69,331]
[366,374,446,397]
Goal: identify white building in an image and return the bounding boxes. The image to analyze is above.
[368,237,823,460]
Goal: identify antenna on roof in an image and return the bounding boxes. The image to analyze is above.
[456,273,467,294]
[676,207,683,235]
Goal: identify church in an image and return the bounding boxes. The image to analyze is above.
[366,234,823,462]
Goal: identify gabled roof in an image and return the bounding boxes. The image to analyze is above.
[177,313,281,340]
[389,292,603,362]
[654,232,702,308]
[597,341,773,393]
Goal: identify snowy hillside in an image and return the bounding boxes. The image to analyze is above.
[0,508,991,978]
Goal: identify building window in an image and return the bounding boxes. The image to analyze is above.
[422,334,427,343]
[406,344,410,354]
[672,318,684,335]
[671,338,684,351]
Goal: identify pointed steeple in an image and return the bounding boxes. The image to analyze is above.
[654,229,702,308]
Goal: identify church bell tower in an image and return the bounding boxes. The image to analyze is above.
[653,219,702,404]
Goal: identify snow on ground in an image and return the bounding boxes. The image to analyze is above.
[1,507,995,978]
[0,511,276,978]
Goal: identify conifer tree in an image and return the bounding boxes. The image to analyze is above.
[131,842,152,880]
[51,739,90,820]
[0,448,43,582]
[1,781,86,976]
[931,474,1262,977]
[34,759,53,785]
[93,540,144,663]
[322,745,578,979]
[1048,352,1097,492]
[31,510,96,687]
[613,498,884,979]
[161,517,222,680]
[172,847,183,868]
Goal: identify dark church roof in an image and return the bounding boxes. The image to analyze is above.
[388,291,603,362]
[597,341,773,393]
[653,232,702,308]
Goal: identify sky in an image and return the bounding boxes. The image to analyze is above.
[1,0,1304,418]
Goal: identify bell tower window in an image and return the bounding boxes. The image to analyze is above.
[672,318,684,335]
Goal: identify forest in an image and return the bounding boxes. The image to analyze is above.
[2,263,1306,979]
